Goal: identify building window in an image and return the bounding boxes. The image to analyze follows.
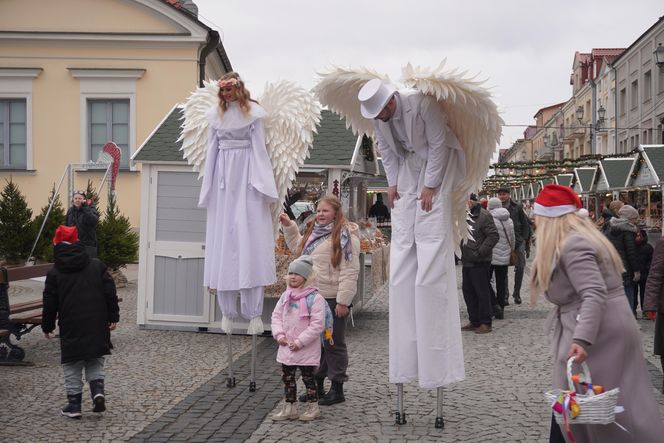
[643,70,652,102]
[69,68,144,170]
[630,80,638,109]
[659,68,664,94]
[0,99,27,169]
[619,88,626,115]
[88,99,129,168]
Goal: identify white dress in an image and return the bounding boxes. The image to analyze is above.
[198,102,278,324]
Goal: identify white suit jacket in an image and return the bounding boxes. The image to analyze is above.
[374,89,463,189]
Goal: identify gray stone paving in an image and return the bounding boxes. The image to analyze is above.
[1,258,663,442]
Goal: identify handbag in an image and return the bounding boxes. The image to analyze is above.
[500,221,518,266]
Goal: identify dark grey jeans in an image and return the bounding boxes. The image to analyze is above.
[314,299,348,383]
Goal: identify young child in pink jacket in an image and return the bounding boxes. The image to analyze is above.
[271,255,326,421]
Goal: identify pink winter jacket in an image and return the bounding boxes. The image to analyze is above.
[271,286,326,366]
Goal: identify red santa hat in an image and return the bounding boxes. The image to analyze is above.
[533,184,582,218]
[53,225,79,245]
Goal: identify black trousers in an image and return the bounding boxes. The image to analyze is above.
[314,299,348,383]
[462,264,492,326]
[282,365,317,403]
[492,265,509,308]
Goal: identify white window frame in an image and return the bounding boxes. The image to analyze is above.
[69,68,145,170]
[0,68,42,170]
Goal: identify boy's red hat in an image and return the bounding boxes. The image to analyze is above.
[53,225,79,245]
[534,184,582,218]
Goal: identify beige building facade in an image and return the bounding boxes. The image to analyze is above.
[0,0,230,227]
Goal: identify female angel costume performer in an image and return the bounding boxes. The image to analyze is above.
[314,62,502,427]
[179,72,320,390]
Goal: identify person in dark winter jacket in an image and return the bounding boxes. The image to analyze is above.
[600,199,624,235]
[606,205,639,313]
[634,226,654,315]
[65,191,99,258]
[461,196,499,334]
[644,236,664,392]
[42,225,119,419]
[497,187,530,305]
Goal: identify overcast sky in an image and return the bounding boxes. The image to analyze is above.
[193,0,662,152]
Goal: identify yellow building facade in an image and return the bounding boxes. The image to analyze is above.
[0,0,230,227]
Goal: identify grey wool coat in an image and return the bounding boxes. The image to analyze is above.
[544,233,664,442]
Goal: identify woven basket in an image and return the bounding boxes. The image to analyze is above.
[544,357,620,425]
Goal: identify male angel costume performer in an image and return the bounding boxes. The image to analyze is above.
[315,62,502,427]
[179,74,320,390]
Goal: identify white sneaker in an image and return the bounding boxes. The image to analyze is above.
[299,401,321,421]
[271,401,299,421]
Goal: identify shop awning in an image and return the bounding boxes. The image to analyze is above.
[596,157,635,191]
[533,181,542,197]
[639,145,664,184]
[574,167,597,193]
[556,173,574,187]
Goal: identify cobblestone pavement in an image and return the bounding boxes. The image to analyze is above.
[1,260,663,442]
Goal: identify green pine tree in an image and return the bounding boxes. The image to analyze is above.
[32,186,66,262]
[97,197,138,271]
[83,179,100,213]
[0,178,34,264]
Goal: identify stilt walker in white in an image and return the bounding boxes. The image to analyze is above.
[179,72,321,391]
[315,63,503,427]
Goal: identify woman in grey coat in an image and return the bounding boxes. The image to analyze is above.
[531,184,664,443]
[488,197,515,317]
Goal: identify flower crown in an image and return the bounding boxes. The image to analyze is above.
[217,78,239,88]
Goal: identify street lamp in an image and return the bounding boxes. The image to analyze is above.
[576,105,606,128]
[655,43,664,73]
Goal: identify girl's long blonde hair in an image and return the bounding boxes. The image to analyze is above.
[297,195,348,269]
[530,212,623,302]
[217,72,256,116]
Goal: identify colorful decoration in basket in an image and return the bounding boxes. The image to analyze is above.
[571,374,605,395]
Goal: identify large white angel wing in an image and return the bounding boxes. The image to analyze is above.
[177,79,219,178]
[401,61,504,244]
[260,81,322,238]
[314,66,387,137]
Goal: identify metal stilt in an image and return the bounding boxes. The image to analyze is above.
[395,383,406,425]
[249,334,257,392]
[226,331,236,388]
[435,387,444,429]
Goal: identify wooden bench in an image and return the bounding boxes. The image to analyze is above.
[0,264,53,365]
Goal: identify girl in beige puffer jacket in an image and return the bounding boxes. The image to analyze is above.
[278,195,360,406]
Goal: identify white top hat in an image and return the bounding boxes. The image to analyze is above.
[358,79,396,119]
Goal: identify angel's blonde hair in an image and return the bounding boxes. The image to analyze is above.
[530,212,623,302]
[217,72,256,116]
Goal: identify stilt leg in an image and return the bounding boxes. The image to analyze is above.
[435,387,444,429]
[395,383,406,425]
[226,330,236,388]
[249,334,257,392]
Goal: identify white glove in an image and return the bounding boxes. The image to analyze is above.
[633,271,641,283]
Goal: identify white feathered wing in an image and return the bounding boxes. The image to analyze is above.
[177,79,219,178]
[401,61,503,245]
[313,66,387,137]
[260,80,322,239]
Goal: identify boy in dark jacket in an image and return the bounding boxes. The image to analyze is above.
[42,225,119,419]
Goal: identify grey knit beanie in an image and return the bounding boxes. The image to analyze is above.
[288,255,314,279]
[488,197,502,211]
[618,205,639,222]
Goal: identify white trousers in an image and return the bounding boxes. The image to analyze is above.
[388,152,465,389]
[217,286,264,320]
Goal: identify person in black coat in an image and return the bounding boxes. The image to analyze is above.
[634,226,654,316]
[65,191,99,258]
[42,225,119,419]
[460,195,499,334]
[605,205,640,313]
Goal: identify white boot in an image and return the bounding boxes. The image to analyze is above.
[299,401,321,421]
[271,401,299,421]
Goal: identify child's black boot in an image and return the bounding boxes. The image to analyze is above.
[90,379,106,412]
[61,393,82,419]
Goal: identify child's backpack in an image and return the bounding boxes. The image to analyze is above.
[306,291,334,345]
